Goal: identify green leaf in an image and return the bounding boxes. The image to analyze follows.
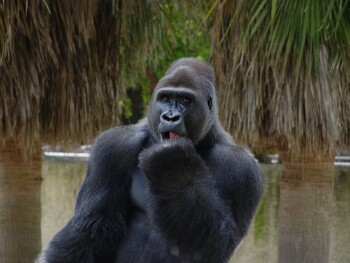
[271,0,277,22]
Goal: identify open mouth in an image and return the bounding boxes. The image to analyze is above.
[161,131,181,141]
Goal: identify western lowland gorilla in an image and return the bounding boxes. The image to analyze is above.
[38,58,264,263]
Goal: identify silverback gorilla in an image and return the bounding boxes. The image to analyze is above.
[38,58,263,263]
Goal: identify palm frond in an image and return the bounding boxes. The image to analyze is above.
[211,0,350,156]
[0,0,191,148]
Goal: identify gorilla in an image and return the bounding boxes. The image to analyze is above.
[38,58,263,263]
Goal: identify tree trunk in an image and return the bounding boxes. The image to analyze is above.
[0,141,42,263]
[277,152,334,263]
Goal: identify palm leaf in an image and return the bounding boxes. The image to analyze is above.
[0,0,200,149]
[211,0,350,155]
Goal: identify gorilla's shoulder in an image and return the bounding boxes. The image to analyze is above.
[207,142,262,180]
[92,120,149,158]
[205,142,263,199]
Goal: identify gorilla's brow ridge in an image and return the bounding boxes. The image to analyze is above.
[158,67,215,97]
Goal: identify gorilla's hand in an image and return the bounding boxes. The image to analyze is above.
[139,137,206,188]
[140,137,193,169]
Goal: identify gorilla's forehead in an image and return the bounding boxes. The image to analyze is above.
[156,65,214,95]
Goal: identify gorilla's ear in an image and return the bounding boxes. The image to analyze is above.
[207,96,213,110]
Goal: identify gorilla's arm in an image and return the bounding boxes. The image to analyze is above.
[42,126,146,262]
[139,138,263,263]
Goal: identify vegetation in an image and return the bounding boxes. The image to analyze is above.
[210,0,350,156]
[0,1,173,147]
[1,0,349,156]
[0,1,212,148]
[122,1,211,122]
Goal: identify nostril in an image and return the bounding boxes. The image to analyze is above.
[163,115,172,122]
[171,115,180,122]
[161,112,181,123]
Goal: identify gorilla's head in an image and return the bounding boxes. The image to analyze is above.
[147,58,217,145]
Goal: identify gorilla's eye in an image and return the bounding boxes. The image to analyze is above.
[180,97,191,105]
[160,94,171,102]
[207,96,212,110]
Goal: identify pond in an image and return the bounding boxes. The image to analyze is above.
[231,164,350,263]
[1,159,349,262]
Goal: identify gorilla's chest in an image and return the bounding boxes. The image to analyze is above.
[130,167,151,212]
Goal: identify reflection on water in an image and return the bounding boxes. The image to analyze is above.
[277,161,333,263]
[41,160,86,248]
[232,165,350,263]
[1,157,349,262]
[331,169,350,263]
[0,144,41,263]
[230,165,280,262]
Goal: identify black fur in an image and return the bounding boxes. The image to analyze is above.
[38,58,263,263]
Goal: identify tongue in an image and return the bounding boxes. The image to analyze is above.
[169,132,180,140]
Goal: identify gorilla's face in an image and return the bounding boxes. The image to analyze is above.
[147,59,216,145]
[148,85,212,145]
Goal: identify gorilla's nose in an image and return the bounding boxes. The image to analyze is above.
[160,111,182,126]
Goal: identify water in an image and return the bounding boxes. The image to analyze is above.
[1,159,349,262]
[40,161,86,247]
[230,164,350,263]
[0,145,42,263]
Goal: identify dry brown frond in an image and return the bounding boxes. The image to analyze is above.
[210,0,350,157]
[0,0,177,149]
